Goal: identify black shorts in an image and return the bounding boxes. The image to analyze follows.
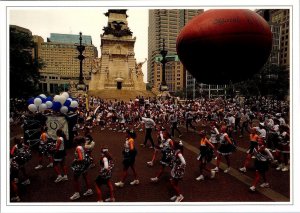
[54,150,66,161]
[254,160,269,172]
[95,176,110,186]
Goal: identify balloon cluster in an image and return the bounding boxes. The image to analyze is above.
[27,92,78,114]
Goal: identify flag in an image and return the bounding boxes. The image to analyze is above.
[46,116,69,140]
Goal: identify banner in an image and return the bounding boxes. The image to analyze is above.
[46,116,69,140]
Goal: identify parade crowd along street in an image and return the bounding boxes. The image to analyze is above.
[9,95,290,202]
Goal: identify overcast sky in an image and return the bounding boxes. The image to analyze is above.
[9,8,149,81]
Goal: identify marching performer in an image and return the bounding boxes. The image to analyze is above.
[249,137,274,191]
[115,129,139,187]
[196,131,215,181]
[212,125,235,173]
[34,127,54,170]
[169,141,186,202]
[70,136,93,200]
[95,147,115,202]
[53,129,68,183]
[150,131,174,182]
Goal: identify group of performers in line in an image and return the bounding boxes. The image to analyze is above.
[10,96,290,202]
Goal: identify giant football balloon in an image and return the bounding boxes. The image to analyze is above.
[176,9,272,84]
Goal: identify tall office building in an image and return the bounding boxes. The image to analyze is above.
[35,33,98,93]
[270,9,290,70]
[257,9,290,69]
[148,9,203,94]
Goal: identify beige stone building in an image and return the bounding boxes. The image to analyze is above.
[89,10,146,92]
[34,33,98,93]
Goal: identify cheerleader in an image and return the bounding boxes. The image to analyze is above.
[209,121,220,159]
[70,137,93,200]
[169,141,186,202]
[95,147,115,202]
[115,129,139,187]
[275,125,290,172]
[34,127,54,170]
[10,137,31,185]
[84,134,96,168]
[239,128,260,173]
[196,131,215,181]
[212,125,234,173]
[150,131,174,182]
[147,126,167,167]
[53,129,68,183]
[249,137,274,191]
[10,159,20,201]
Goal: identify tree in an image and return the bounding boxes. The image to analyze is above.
[10,26,42,98]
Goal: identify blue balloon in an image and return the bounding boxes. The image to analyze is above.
[46,96,53,102]
[27,97,34,105]
[64,100,71,107]
[52,101,62,112]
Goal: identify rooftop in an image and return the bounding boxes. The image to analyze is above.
[47,33,93,45]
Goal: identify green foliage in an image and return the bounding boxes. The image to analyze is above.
[234,63,289,100]
[10,26,42,98]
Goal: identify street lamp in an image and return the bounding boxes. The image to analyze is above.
[76,32,86,90]
[159,38,169,92]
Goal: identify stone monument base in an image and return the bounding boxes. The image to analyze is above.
[88,89,156,101]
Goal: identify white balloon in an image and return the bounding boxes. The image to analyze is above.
[67,98,72,102]
[45,101,53,108]
[39,103,47,112]
[39,94,47,99]
[54,95,60,102]
[34,98,42,106]
[61,92,69,99]
[58,95,67,105]
[28,104,37,112]
[70,100,78,108]
[60,106,68,114]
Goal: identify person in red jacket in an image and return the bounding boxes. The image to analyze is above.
[95,147,115,202]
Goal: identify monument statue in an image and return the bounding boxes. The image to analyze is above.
[135,58,147,76]
[89,9,146,91]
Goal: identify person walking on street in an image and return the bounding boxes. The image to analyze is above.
[53,129,68,183]
[141,112,156,148]
[239,128,260,173]
[150,132,174,182]
[196,131,215,181]
[169,110,182,138]
[169,141,186,202]
[115,129,139,187]
[95,147,115,202]
[34,127,53,170]
[212,126,235,173]
[185,109,196,132]
[70,137,93,200]
[249,137,274,191]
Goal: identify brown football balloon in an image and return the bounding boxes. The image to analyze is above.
[176,9,272,84]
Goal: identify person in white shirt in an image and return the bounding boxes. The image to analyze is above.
[141,113,156,148]
[254,123,267,139]
[169,110,182,138]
